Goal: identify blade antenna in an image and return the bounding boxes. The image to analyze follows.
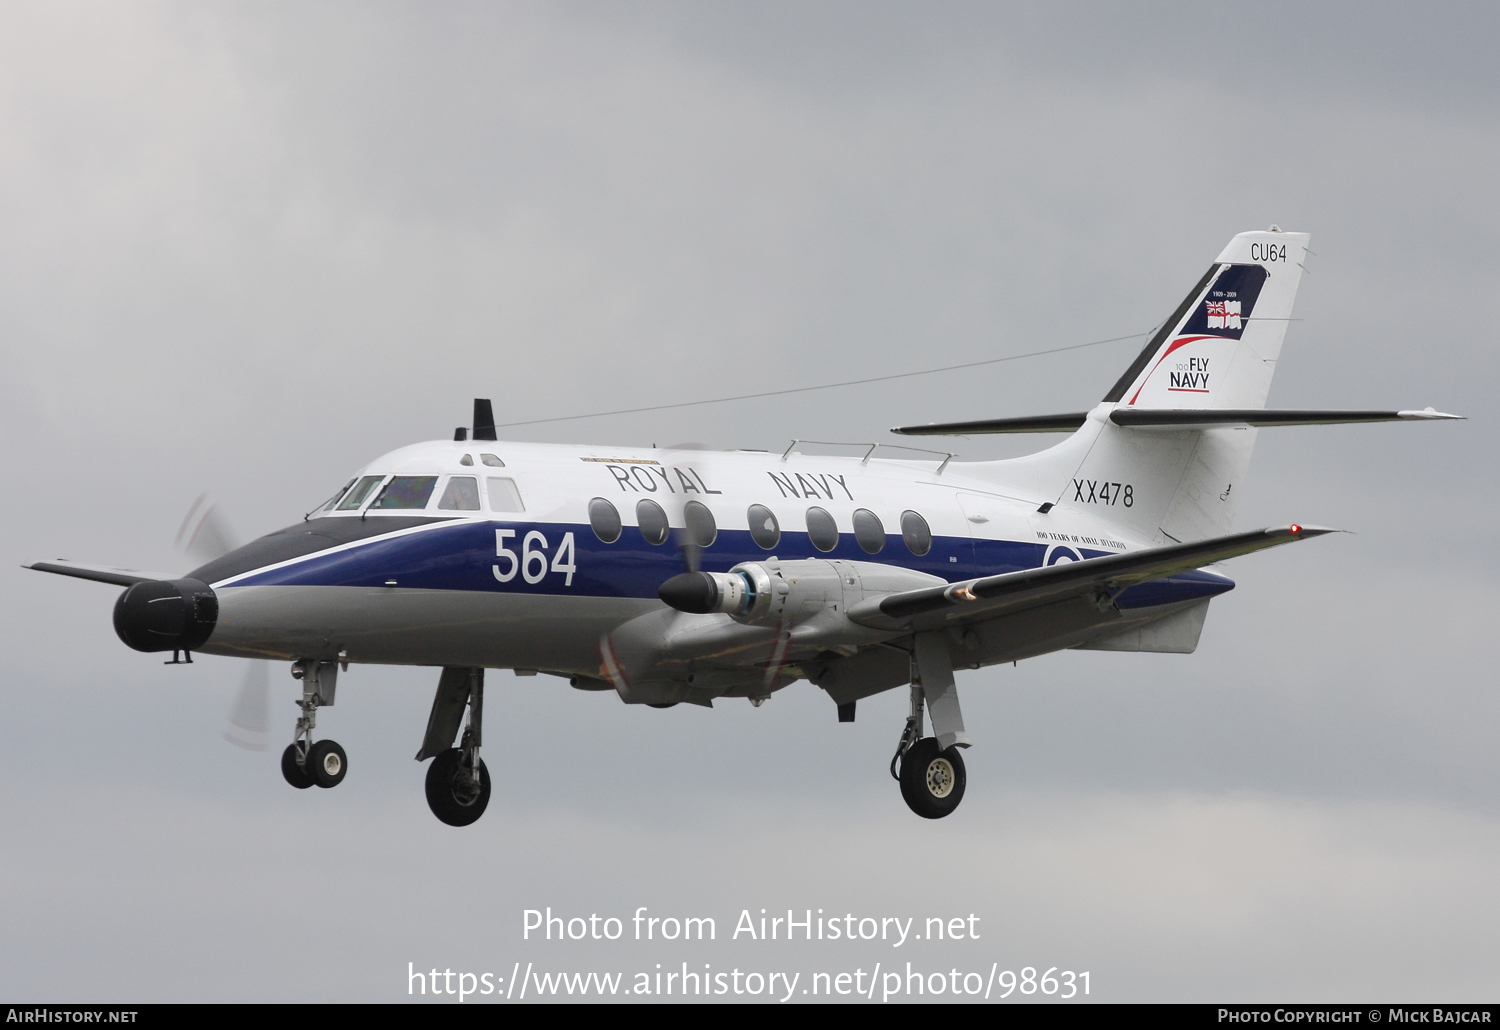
[473,398,498,441]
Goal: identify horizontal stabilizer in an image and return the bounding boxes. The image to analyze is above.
[849,524,1336,630]
[23,560,171,587]
[891,408,1463,436]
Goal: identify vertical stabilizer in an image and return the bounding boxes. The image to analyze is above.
[1106,230,1308,411]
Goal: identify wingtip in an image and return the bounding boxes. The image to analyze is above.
[1282,524,1342,539]
[1397,409,1465,420]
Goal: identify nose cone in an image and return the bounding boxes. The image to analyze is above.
[658,572,719,614]
[113,578,218,653]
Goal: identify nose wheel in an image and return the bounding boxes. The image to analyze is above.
[280,660,348,790]
[281,743,313,789]
[281,737,349,789]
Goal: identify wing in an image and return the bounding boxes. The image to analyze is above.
[23,560,172,587]
[847,524,1336,632]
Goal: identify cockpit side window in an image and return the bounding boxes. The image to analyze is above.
[371,476,438,510]
[336,475,385,511]
[487,477,525,512]
[437,476,481,511]
[480,453,505,467]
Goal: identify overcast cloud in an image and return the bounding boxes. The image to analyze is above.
[0,1,1495,1002]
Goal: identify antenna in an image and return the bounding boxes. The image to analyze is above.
[473,399,497,441]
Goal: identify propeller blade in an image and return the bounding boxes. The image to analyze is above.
[222,660,270,751]
[677,534,702,574]
[761,618,791,691]
[660,447,718,575]
[175,493,241,565]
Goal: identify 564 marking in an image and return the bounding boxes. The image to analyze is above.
[494,529,577,586]
[1072,479,1133,507]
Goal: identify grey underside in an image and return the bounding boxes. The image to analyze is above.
[202,585,1209,705]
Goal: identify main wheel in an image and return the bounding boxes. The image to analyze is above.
[424,748,492,826]
[281,744,313,789]
[308,739,348,788]
[898,737,966,819]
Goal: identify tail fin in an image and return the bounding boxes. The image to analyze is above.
[1104,229,1309,410]
[983,229,1310,544]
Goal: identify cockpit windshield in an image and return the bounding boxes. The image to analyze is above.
[336,475,385,511]
[316,479,357,513]
[371,476,438,510]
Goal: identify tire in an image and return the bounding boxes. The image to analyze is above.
[898,737,966,819]
[308,739,348,788]
[424,748,492,827]
[281,743,313,789]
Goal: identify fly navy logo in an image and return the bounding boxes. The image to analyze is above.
[1170,356,1211,392]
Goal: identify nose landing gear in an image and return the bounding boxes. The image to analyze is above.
[280,660,348,790]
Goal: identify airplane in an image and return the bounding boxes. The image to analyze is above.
[25,228,1462,826]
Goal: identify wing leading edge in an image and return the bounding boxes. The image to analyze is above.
[23,560,172,587]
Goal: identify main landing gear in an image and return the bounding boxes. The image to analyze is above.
[890,634,970,819]
[416,667,491,827]
[280,659,348,790]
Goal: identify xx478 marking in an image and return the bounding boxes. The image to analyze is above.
[1072,479,1133,507]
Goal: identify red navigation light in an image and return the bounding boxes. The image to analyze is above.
[1290,524,1301,534]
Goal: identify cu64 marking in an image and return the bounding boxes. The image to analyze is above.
[1249,241,1288,262]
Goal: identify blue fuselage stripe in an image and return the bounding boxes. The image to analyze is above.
[223,520,1234,608]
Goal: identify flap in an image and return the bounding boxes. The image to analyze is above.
[848,524,1337,631]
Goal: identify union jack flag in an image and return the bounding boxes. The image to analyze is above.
[1206,299,1241,330]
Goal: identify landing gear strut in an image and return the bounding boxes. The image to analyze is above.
[280,660,347,790]
[417,667,491,826]
[891,636,969,819]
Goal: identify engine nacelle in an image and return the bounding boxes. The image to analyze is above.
[113,578,218,653]
[657,558,942,627]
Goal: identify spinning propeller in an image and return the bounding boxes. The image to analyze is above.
[177,495,272,751]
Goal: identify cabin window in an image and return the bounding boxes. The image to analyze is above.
[372,476,438,510]
[336,475,385,511]
[684,501,717,548]
[901,510,932,556]
[747,504,780,550]
[487,477,525,513]
[805,506,838,552]
[588,497,622,543]
[438,476,481,511]
[852,508,885,554]
[480,453,505,467]
[636,499,669,545]
[459,454,474,466]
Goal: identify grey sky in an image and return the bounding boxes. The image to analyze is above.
[1,1,1495,1001]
